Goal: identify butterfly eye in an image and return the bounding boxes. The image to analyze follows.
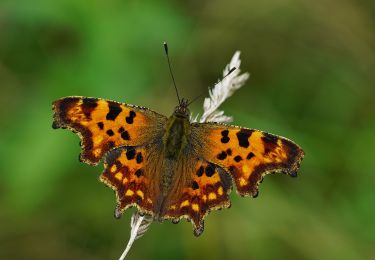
[173,104,190,118]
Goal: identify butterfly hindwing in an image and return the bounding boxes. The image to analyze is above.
[191,123,305,197]
[100,146,161,217]
[52,96,167,165]
[162,158,232,236]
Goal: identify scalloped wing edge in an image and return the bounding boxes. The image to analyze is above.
[52,96,165,166]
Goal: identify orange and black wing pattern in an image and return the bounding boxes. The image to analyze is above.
[52,96,166,165]
[191,123,304,197]
[100,146,163,218]
[162,158,232,236]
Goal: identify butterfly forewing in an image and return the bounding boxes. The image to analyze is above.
[191,123,304,197]
[52,96,167,165]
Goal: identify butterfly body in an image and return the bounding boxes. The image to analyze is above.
[52,96,304,236]
[163,106,190,160]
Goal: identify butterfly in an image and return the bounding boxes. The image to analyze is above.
[52,94,304,236]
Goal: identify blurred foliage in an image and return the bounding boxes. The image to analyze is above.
[0,0,374,259]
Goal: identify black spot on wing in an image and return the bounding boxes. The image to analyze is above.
[126,117,133,124]
[221,136,230,143]
[234,155,242,162]
[247,152,255,160]
[192,181,199,190]
[126,110,136,124]
[197,166,204,177]
[106,129,114,136]
[217,151,227,160]
[135,169,143,177]
[221,130,230,143]
[136,152,143,164]
[106,103,122,120]
[97,122,104,129]
[121,131,130,140]
[81,98,98,118]
[236,129,253,148]
[205,164,215,177]
[126,148,136,160]
[221,130,229,136]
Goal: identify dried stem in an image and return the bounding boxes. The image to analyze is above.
[118,213,153,260]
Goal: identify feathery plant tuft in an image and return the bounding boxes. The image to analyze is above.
[118,51,250,259]
[194,51,250,123]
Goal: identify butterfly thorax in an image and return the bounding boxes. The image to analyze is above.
[163,99,191,159]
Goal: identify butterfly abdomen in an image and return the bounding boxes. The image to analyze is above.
[159,115,191,194]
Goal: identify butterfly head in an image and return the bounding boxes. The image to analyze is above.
[174,98,190,118]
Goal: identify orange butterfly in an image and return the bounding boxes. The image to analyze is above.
[52,47,304,237]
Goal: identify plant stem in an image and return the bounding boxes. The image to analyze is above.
[119,215,145,260]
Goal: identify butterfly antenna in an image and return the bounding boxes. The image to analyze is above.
[187,93,205,106]
[163,42,181,105]
[188,67,237,106]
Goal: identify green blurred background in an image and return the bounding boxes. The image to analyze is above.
[1,0,374,259]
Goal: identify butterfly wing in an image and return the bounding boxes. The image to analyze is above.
[161,157,232,236]
[100,145,164,217]
[52,96,167,165]
[160,122,303,236]
[191,122,305,197]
